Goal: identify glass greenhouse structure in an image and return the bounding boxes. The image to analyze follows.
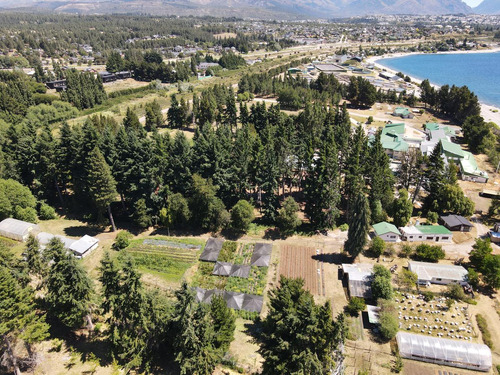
[397,332,492,372]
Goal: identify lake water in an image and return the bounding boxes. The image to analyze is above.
[377,52,500,108]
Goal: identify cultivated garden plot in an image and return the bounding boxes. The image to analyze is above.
[124,236,205,283]
[279,245,323,295]
[395,292,478,342]
[192,241,269,296]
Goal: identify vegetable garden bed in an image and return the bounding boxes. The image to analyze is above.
[125,236,205,283]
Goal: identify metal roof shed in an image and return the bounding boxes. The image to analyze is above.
[37,232,76,249]
[397,332,492,371]
[251,253,271,267]
[253,243,272,255]
[342,264,374,298]
[69,235,99,257]
[0,218,40,242]
[199,238,224,262]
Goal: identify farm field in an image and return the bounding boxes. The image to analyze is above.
[279,244,323,296]
[124,236,205,284]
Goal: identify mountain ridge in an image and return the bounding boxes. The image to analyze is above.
[474,0,500,15]
[0,0,474,18]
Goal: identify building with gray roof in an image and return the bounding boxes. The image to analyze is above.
[341,263,374,298]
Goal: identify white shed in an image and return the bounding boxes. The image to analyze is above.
[0,218,40,242]
[69,235,99,258]
[397,332,492,371]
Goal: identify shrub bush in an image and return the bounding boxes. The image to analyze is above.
[369,237,385,258]
[39,202,57,220]
[422,291,434,302]
[378,300,398,340]
[446,283,466,301]
[339,223,349,231]
[476,314,494,349]
[398,244,414,258]
[427,211,438,224]
[113,231,133,250]
[345,297,366,317]
[414,244,445,262]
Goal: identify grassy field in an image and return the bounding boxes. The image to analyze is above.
[124,236,205,284]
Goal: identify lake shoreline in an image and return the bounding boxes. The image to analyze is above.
[366,49,500,125]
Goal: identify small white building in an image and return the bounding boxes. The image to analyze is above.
[372,221,401,242]
[408,261,468,286]
[69,235,99,258]
[0,218,40,242]
[399,225,452,243]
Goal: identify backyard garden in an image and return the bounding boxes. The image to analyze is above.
[124,236,205,283]
[192,241,269,296]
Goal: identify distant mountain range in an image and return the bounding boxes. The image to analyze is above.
[0,0,481,18]
[474,0,500,15]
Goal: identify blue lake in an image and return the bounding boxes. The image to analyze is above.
[377,52,500,107]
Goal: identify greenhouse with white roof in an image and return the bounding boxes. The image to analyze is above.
[397,332,492,371]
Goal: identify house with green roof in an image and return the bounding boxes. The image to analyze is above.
[440,139,464,162]
[424,123,457,140]
[372,222,401,242]
[400,225,452,243]
[380,123,410,160]
[392,107,414,119]
[460,151,489,183]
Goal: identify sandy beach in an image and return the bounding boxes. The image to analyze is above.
[367,48,500,126]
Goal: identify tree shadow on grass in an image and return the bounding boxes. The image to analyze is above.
[312,252,350,265]
[63,225,103,238]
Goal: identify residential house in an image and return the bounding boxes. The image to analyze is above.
[439,215,473,232]
[440,139,464,162]
[372,221,401,242]
[399,225,452,242]
[393,107,414,119]
[460,151,489,183]
[408,261,468,286]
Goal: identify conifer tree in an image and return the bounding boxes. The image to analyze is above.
[344,183,370,258]
[223,91,238,131]
[304,122,340,229]
[24,234,45,280]
[173,283,222,375]
[0,266,49,375]
[209,295,235,353]
[86,146,118,231]
[260,276,341,375]
[368,131,394,212]
[45,238,95,330]
[168,94,183,129]
[123,107,142,132]
[145,99,163,132]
